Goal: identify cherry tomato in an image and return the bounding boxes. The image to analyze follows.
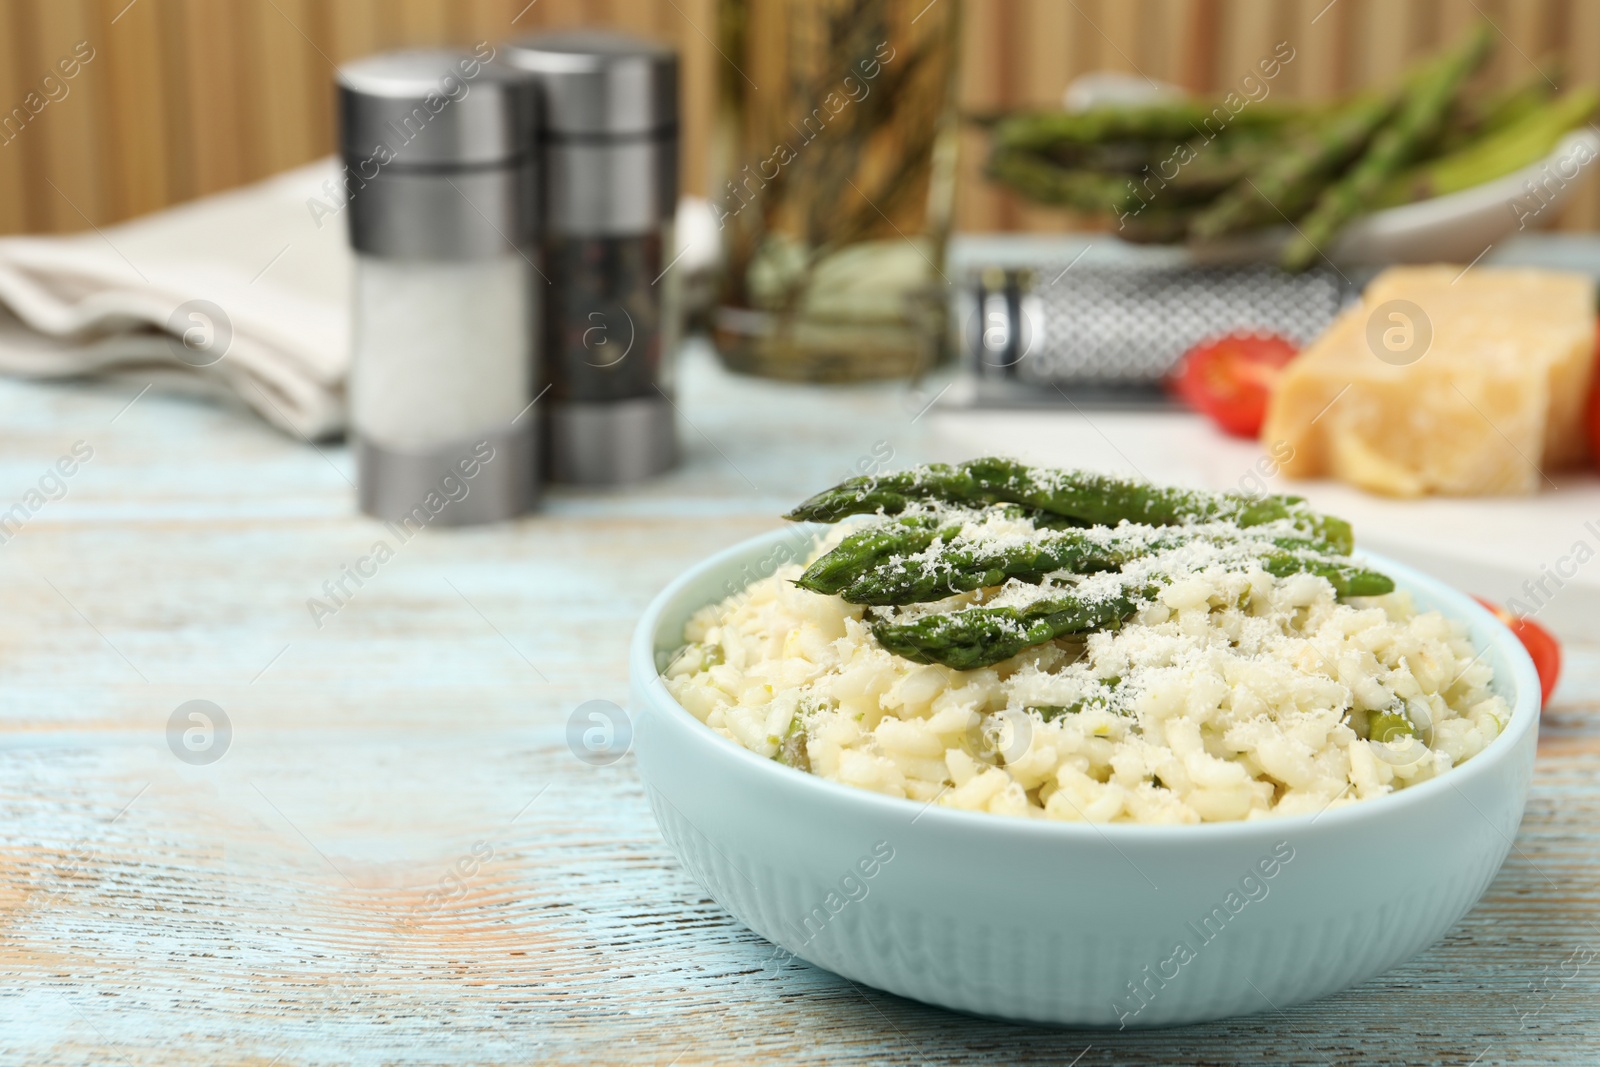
[1473,596,1561,708]
[1170,332,1299,438]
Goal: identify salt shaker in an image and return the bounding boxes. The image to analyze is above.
[338,48,540,524]
[503,31,680,486]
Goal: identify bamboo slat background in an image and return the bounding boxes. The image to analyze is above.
[0,0,1595,237]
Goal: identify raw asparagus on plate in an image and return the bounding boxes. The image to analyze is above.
[981,24,1593,270]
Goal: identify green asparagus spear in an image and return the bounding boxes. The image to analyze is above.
[798,514,950,596]
[1433,65,1559,155]
[871,588,1142,670]
[1189,91,1399,241]
[784,463,961,522]
[784,457,1354,554]
[831,523,1391,606]
[1372,86,1598,208]
[988,130,1280,212]
[796,502,1087,597]
[868,544,1392,668]
[985,149,1143,213]
[834,525,1155,604]
[1039,141,1167,173]
[1280,24,1494,270]
[1167,125,1289,192]
[991,100,1300,154]
[1257,553,1396,598]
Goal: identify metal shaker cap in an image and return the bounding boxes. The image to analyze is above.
[501,30,678,139]
[338,48,539,259]
[338,48,536,167]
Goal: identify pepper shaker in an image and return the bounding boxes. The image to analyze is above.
[503,30,680,486]
[338,48,540,524]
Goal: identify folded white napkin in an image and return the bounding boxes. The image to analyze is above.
[0,158,351,439]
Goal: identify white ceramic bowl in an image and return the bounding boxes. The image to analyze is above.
[630,528,1540,1028]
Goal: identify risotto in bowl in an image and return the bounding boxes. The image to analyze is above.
[631,463,1539,1027]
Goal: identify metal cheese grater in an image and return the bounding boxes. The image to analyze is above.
[952,247,1363,407]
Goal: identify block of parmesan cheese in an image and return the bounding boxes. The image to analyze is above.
[1263,265,1596,496]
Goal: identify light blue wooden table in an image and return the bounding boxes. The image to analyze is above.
[0,344,1595,1066]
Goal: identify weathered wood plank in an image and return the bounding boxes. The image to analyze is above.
[0,349,1595,1065]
